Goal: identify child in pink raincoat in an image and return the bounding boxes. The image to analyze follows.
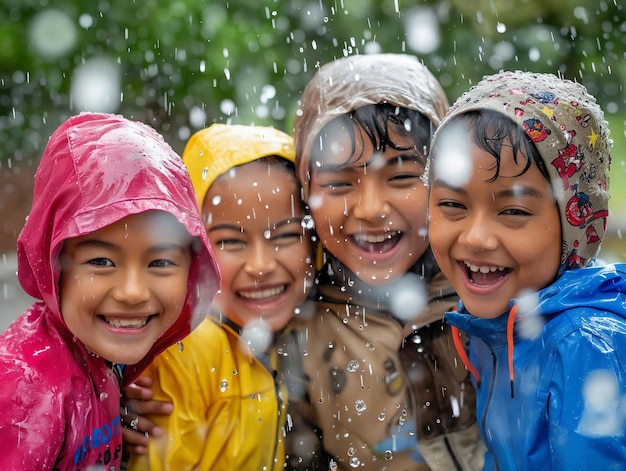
[0,112,219,470]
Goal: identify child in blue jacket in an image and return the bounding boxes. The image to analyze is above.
[427,70,626,470]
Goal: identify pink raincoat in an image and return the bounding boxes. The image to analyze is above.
[0,113,219,470]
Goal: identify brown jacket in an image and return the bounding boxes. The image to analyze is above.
[283,255,485,470]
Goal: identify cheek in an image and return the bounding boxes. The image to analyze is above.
[287,244,314,272]
[309,207,335,236]
[427,220,448,254]
[399,188,428,218]
[212,255,237,291]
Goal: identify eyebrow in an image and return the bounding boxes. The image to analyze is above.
[432,178,546,199]
[71,238,188,252]
[208,217,304,234]
[315,153,423,174]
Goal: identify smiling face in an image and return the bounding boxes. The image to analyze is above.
[307,113,430,286]
[203,159,314,333]
[428,133,562,318]
[60,211,192,364]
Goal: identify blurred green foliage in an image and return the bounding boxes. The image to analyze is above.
[0,0,624,165]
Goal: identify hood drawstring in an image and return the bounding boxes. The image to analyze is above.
[451,304,518,398]
[451,325,481,388]
[506,305,517,398]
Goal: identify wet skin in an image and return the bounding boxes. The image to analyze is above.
[203,160,314,333]
[60,210,193,365]
[428,139,561,319]
[308,123,429,286]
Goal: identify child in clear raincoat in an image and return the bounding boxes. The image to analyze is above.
[0,112,219,470]
[427,70,626,470]
[285,53,485,471]
[123,124,316,471]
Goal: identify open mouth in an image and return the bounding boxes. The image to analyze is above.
[101,315,154,329]
[238,285,286,301]
[351,231,402,254]
[464,261,510,286]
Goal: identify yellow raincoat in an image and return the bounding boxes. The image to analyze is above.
[127,317,287,471]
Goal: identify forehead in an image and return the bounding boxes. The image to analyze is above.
[65,211,190,247]
[203,162,303,220]
[432,138,544,193]
[314,115,420,164]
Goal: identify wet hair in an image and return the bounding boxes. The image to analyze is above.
[437,109,550,183]
[311,103,434,168]
[242,154,296,174]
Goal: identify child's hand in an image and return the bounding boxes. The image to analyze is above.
[121,376,174,455]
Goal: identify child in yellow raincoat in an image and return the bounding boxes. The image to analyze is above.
[124,124,316,471]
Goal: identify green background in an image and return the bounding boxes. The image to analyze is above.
[1,0,624,259]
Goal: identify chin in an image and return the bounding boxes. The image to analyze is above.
[464,304,506,319]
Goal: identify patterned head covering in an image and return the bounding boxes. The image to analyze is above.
[433,70,612,274]
[182,124,295,211]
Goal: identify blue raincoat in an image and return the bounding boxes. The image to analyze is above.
[446,264,626,470]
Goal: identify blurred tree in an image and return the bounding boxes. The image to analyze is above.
[1,0,623,161]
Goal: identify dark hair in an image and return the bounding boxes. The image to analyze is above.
[435,109,550,183]
[311,103,434,168]
[241,154,296,173]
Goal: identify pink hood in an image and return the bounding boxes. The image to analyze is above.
[16,112,219,384]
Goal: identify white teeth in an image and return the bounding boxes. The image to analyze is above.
[239,286,285,300]
[464,261,506,273]
[106,318,148,328]
[354,232,398,243]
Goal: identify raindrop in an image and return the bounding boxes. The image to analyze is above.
[78,14,93,29]
[404,6,440,54]
[579,369,624,437]
[219,379,229,392]
[516,289,544,339]
[346,359,359,372]
[431,123,473,187]
[70,57,121,113]
[301,215,315,230]
[189,107,206,128]
[388,273,427,321]
[528,47,541,62]
[241,321,272,354]
[220,99,236,115]
[29,9,77,60]
[355,399,367,414]
[450,395,460,417]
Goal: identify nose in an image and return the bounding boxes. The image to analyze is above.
[244,240,278,278]
[351,178,391,221]
[112,267,150,304]
[458,212,498,252]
